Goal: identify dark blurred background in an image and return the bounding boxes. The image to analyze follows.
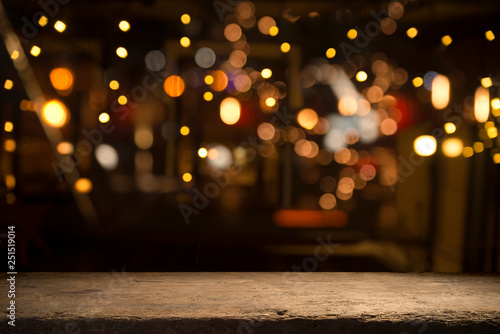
[1,0,499,272]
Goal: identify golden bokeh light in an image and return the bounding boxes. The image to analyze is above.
[258,16,276,35]
[4,79,13,90]
[204,75,214,85]
[116,47,128,58]
[481,77,493,88]
[56,141,74,155]
[98,112,110,123]
[38,15,48,27]
[347,29,357,39]
[356,71,368,82]
[182,172,193,182]
[74,178,93,194]
[41,100,69,127]
[203,91,213,101]
[118,95,128,105]
[414,135,437,157]
[5,174,15,188]
[261,68,272,79]
[210,70,228,92]
[180,36,191,48]
[164,75,185,97]
[326,47,336,59]
[485,30,495,41]
[109,80,119,90]
[11,50,19,60]
[119,20,130,32]
[181,14,191,25]
[4,121,13,132]
[281,42,291,53]
[338,96,358,116]
[134,127,154,150]
[441,35,452,46]
[180,126,190,136]
[491,98,500,110]
[297,108,318,130]
[431,74,450,110]
[473,142,484,153]
[220,97,241,125]
[269,26,279,36]
[412,77,423,87]
[474,86,490,123]
[406,27,418,39]
[54,20,66,32]
[319,193,336,210]
[442,138,463,158]
[30,45,41,57]
[487,126,498,138]
[50,68,74,91]
[265,97,276,107]
[463,146,474,158]
[494,154,500,164]
[444,122,456,134]
[4,139,16,152]
[198,147,208,158]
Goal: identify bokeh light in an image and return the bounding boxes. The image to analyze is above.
[194,47,216,68]
[198,147,208,158]
[297,108,319,130]
[414,135,437,156]
[41,100,68,127]
[220,97,241,125]
[119,20,130,32]
[95,144,119,170]
[50,68,74,92]
[474,86,490,123]
[164,75,185,97]
[319,193,337,210]
[431,74,450,110]
[54,20,66,32]
[74,178,92,193]
[98,112,110,123]
[281,42,291,53]
[442,138,463,158]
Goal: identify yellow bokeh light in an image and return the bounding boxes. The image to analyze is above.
[356,71,368,82]
[198,147,208,158]
[182,173,193,182]
[463,146,474,158]
[326,48,336,59]
[109,80,119,90]
[406,27,418,39]
[119,20,130,32]
[442,138,463,158]
[487,126,498,138]
[347,29,358,40]
[481,77,492,88]
[180,126,190,136]
[485,30,495,41]
[441,35,452,46]
[41,100,68,127]
[297,108,319,130]
[50,68,74,91]
[280,42,291,53]
[431,74,450,110]
[265,97,276,107]
[414,135,437,157]
[116,47,128,58]
[11,50,19,60]
[5,174,15,189]
[54,20,66,32]
[204,75,214,85]
[412,77,423,87]
[74,178,93,194]
[30,45,41,57]
[220,97,241,125]
[4,79,13,90]
[4,121,13,132]
[494,153,500,163]
[473,142,484,153]
[491,98,500,110]
[98,112,110,123]
[203,91,213,101]
[181,14,191,25]
[164,75,185,97]
[4,139,16,152]
[261,68,272,79]
[474,86,490,123]
[118,95,128,105]
[444,122,456,134]
[269,26,279,36]
[38,15,48,27]
[180,37,191,48]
